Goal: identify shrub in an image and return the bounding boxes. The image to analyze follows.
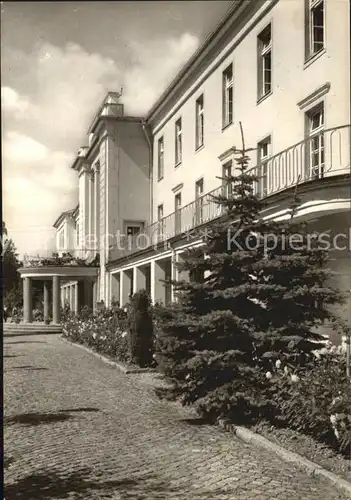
[62,306,130,363]
[33,308,44,322]
[128,290,153,368]
[268,346,351,456]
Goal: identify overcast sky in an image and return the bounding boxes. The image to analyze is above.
[2,0,232,257]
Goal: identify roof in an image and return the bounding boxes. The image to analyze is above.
[53,204,79,228]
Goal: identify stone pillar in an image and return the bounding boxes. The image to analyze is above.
[70,285,75,311]
[23,277,33,323]
[93,280,98,313]
[176,252,190,282]
[74,283,79,315]
[151,259,166,304]
[78,164,91,249]
[52,275,61,324]
[44,281,51,322]
[120,270,132,306]
[67,286,71,310]
[133,266,146,294]
[93,162,100,251]
[110,273,120,305]
[88,173,95,247]
[171,252,177,302]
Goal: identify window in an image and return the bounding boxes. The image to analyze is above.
[157,204,165,238]
[175,118,182,165]
[257,24,272,100]
[307,104,324,178]
[195,178,204,225]
[174,192,182,233]
[157,204,164,221]
[157,137,164,180]
[76,221,80,247]
[195,95,204,149]
[126,225,141,249]
[222,64,233,128]
[58,229,65,250]
[222,161,233,198]
[257,137,271,197]
[306,0,324,59]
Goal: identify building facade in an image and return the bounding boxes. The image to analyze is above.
[54,0,351,336]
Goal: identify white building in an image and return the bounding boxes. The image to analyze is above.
[54,0,351,338]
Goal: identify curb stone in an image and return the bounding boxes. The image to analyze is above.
[59,336,156,374]
[217,418,351,498]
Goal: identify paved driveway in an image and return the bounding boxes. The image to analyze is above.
[4,334,348,500]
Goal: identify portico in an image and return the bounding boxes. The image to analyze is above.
[18,266,99,324]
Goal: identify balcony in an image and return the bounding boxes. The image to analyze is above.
[23,249,99,268]
[108,124,350,262]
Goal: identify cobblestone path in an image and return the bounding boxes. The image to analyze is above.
[4,334,348,500]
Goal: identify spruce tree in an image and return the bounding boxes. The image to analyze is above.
[154,124,347,423]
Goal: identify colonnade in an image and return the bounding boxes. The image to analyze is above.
[109,252,197,307]
[23,276,61,324]
[22,276,96,324]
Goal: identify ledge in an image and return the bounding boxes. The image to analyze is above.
[257,90,272,106]
[297,82,331,110]
[217,418,351,497]
[303,48,326,70]
[18,266,99,279]
[221,121,233,133]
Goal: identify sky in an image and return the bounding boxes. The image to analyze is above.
[1,0,233,258]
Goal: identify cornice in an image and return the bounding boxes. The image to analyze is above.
[297,82,331,111]
[172,182,184,193]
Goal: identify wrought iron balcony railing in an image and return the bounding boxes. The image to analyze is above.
[108,124,350,262]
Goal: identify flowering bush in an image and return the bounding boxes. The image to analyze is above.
[27,252,100,268]
[266,345,351,456]
[33,308,44,322]
[62,306,130,363]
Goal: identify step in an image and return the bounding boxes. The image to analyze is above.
[3,323,63,334]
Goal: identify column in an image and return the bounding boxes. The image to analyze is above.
[52,275,61,324]
[171,251,177,302]
[61,288,64,308]
[23,277,33,323]
[133,266,146,294]
[78,164,91,249]
[120,270,132,306]
[70,284,75,311]
[67,286,71,310]
[88,172,95,249]
[110,273,120,305]
[93,162,100,252]
[93,280,98,313]
[151,259,166,304]
[44,281,51,322]
[176,252,190,282]
[74,283,79,314]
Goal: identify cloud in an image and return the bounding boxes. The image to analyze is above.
[1,86,32,118]
[3,131,48,163]
[121,33,199,115]
[2,32,199,256]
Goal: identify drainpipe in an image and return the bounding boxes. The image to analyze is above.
[141,120,153,229]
